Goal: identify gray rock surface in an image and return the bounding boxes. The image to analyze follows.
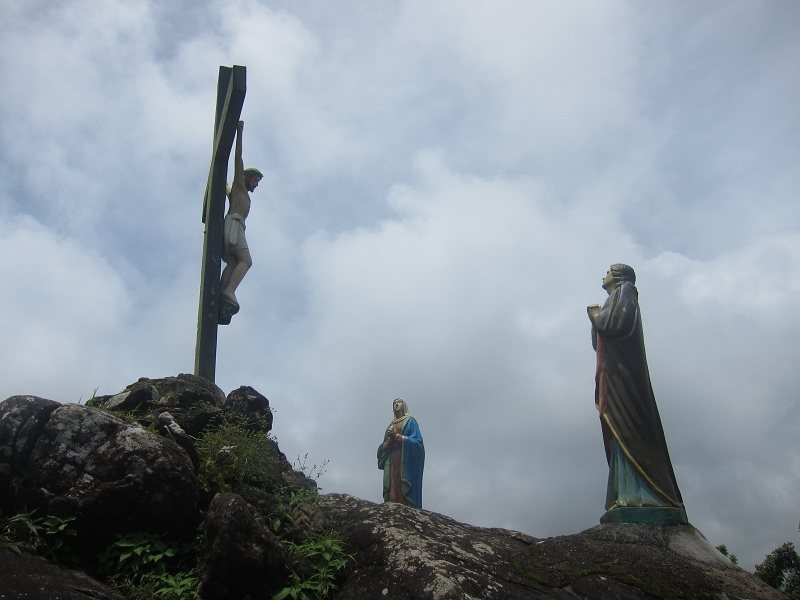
[0,380,787,600]
[157,410,200,471]
[88,373,227,437]
[0,395,60,513]
[1,396,199,557]
[224,385,274,433]
[200,492,288,599]
[320,493,785,600]
[0,548,127,600]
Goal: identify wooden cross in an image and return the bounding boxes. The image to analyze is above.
[195,65,247,382]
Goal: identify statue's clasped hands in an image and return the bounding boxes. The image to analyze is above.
[383,431,402,449]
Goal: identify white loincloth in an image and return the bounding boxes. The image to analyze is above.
[224,213,248,250]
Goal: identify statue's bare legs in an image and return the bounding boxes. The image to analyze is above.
[221,247,252,306]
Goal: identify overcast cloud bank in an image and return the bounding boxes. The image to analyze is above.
[1,0,798,570]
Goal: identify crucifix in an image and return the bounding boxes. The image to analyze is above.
[194,65,247,382]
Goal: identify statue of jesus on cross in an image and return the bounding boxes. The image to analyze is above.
[196,64,251,382]
[220,120,263,309]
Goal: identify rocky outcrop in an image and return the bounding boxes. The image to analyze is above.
[0,375,304,599]
[319,494,784,600]
[0,377,786,600]
[87,374,228,437]
[518,522,783,600]
[200,492,288,599]
[0,547,127,600]
[320,494,537,599]
[0,395,60,513]
[1,396,199,557]
[224,385,274,432]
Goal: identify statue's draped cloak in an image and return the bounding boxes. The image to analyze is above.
[591,282,683,509]
[377,416,424,508]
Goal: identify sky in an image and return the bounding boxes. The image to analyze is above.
[1,0,798,572]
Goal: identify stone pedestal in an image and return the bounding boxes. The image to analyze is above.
[601,506,689,525]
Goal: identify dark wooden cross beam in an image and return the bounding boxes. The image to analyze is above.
[195,65,247,382]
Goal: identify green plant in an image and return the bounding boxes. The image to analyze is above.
[294,453,329,483]
[79,387,100,405]
[195,417,275,492]
[274,531,354,600]
[268,485,321,535]
[1,512,41,553]
[128,568,201,600]
[715,544,738,564]
[290,487,320,508]
[0,511,76,558]
[98,532,176,578]
[756,541,800,597]
[98,532,200,600]
[38,514,78,558]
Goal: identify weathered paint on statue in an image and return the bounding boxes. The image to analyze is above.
[587,264,688,525]
[377,398,425,508]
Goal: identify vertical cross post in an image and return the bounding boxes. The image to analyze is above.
[195,65,247,382]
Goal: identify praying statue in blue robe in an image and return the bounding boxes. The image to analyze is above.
[588,264,687,525]
[377,398,424,508]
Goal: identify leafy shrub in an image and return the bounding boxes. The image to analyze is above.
[293,453,329,483]
[274,530,354,600]
[98,532,177,578]
[715,544,738,564]
[127,569,201,600]
[195,417,276,492]
[0,511,77,559]
[756,541,800,598]
[98,531,200,600]
[269,485,321,535]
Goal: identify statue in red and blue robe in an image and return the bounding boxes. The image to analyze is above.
[377,398,425,508]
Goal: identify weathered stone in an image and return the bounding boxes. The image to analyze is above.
[0,380,785,600]
[319,493,785,600]
[88,373,226,437]
[282,460,319,493]
[224,385,274,433]
[260,437,315,494]
[200,492,288,599]
[144,373,226,408]
[291,501,329,533]
[158,411,199,472]
[20,403,199,555]
[320,493,540,599]
[101,384,159,413]
[0,548,127,600]
[0,395,61,513]
[514,522,783,599]
[236,485,282,519]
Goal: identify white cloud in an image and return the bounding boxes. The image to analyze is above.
[1,0,798,572]
[0,214,131,399]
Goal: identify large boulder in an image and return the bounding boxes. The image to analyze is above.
[0,395,61,513]
[1,380,785,600]
[224,385,274,433]
[200,492,289,599]
[514,522,784,599]
[320,494,539,599]
[1,397,199,556]
[87,373,226,437]
[319,493,784,600]
[0,379,315,599]
[0,548,127,600]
